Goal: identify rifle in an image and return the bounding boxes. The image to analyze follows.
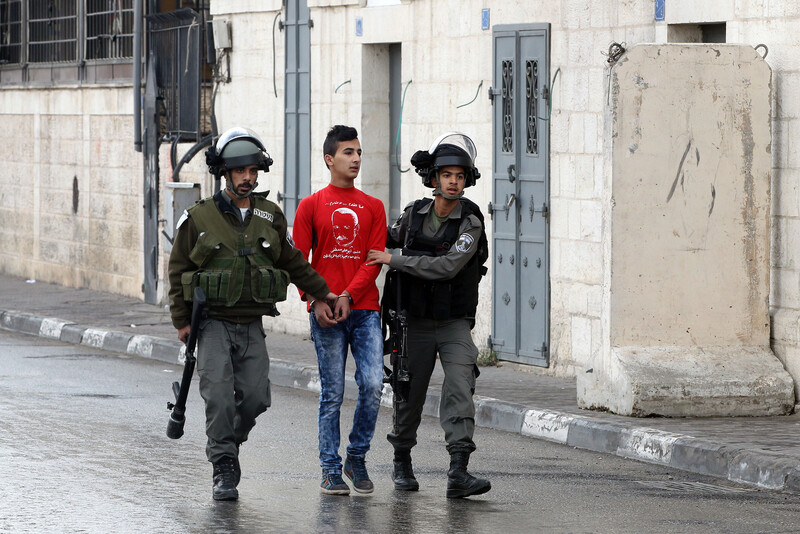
[382,271,410,415]
[166,286,206,439]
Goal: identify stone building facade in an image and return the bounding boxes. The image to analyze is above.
[2,1,800,412]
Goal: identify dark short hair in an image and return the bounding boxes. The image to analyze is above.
[323,125,359,163]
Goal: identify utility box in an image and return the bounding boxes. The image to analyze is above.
[164,182,201,254]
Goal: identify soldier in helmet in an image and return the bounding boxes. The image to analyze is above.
[168,127,337,501]
[366,132,491,499]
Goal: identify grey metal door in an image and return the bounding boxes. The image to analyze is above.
[490,24,550,366]
[283,0,311,223]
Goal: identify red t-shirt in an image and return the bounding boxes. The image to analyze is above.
[293,184,387,311]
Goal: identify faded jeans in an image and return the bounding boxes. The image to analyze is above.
[309,309,383,474]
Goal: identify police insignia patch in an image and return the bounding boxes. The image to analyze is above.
[455,233,474,253]
[286,231,295,247]
[253,208,274,222]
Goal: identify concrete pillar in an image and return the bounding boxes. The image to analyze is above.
[577,44,795,416]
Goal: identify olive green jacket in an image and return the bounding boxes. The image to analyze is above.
[168,191,330,329]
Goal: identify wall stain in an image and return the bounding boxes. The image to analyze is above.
[740,103,758,340]
[708,184,716,216]
[667,140,692,202]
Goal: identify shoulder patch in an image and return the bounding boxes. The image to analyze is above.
[176,210,190,229]
[454,232,475,254]
[286,230,295,248]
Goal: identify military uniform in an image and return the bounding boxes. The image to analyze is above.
[169,190,331,463]
[384,196,487,454]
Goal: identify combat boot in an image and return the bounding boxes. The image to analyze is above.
[212,457,239,501]
[446,452,491,499]
[392,449,419,491]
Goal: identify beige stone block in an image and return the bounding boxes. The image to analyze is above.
[557,153,576,197]
[570,315,592,362]
[567,30,595,67]
[560,239,602,284]
[579,200,602,242]
[771,266,800,310]
[779,217,800,270]
[773,168,800,218]
[734,0,767,19]
[771,118,789,170]
[567,199,582,240]
[550,117,569,153]
[561,68,589,112]
[572,154,595,199]
[787,119,800,170]
[565,282,589,315]
[666,0,734,23]
[213,0,282,15]
[584,113,600,155]
[567,113,585,153]
[548,197,568,239]
[562,0,591,29]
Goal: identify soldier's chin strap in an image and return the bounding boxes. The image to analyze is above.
[433,185,464,200]
[226,180,259,199]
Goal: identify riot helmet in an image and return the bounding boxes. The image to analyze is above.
[410,132,481,190]
[206,127,273,178]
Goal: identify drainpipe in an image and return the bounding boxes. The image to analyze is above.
[133,0,143,152]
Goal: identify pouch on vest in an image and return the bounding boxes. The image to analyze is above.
[181,270,232,305]
[188,231,224,266]
[251,266,291,304]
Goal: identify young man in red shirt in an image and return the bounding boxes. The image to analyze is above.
[293,125,387,495]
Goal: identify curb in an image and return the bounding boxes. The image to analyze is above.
[2,308,799,493]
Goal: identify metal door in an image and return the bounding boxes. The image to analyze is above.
[283,0,311,223]
[490,24,550,366]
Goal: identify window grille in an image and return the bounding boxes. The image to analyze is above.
[0,2,208,85]
[28,0,78,63]
[0,0,23,65]
[86,0,134,61]
[148,8,203,141]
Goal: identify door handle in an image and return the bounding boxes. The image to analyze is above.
[507,194,516,210]
[489,193,516,221]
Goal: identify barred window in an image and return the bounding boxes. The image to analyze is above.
[28,0,78,63]
[0,2,208,84]
[0,0,22,65]
[86,0,134,61]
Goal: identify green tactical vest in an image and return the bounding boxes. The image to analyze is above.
[180,195,290,312]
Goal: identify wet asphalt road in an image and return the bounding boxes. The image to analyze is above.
[1,329,800,533]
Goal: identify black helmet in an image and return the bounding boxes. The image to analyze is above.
[410,132,481,188]
[205,127,273,177]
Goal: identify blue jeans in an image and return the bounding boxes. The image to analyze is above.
[309,309,383,473]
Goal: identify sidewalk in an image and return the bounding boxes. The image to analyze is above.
[3,274,800,492]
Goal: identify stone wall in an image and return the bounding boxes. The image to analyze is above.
[3,1,800,393]
[0,86,144,298]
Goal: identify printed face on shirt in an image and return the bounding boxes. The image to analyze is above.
[331,207,359,248]
[326,139,362,182]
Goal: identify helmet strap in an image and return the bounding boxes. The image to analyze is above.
[225,177,258,199]
[433,183,464,200]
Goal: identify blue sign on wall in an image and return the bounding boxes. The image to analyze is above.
[481,8,490,31]
[655,0,665,21]
[356,17,363,37]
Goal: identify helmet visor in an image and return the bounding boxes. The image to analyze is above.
[427,132,477,164]
[215,127,267,153]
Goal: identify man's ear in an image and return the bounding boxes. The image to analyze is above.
[324,153,334,168]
